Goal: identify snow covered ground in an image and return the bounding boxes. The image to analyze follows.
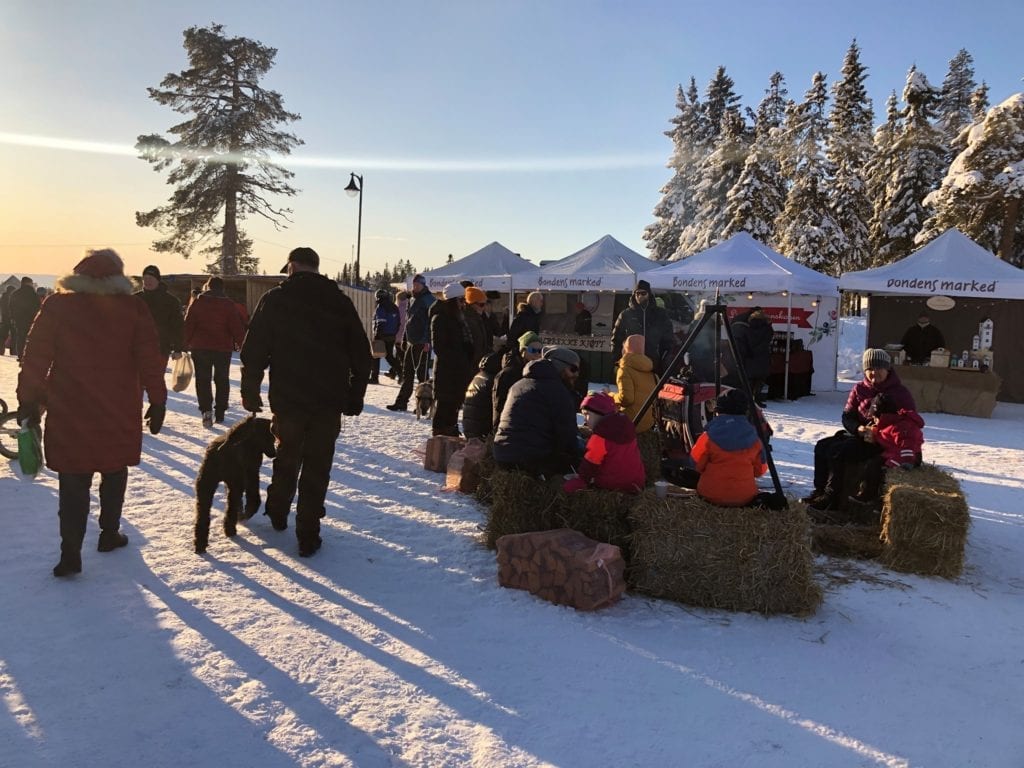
[1,318,1022,768]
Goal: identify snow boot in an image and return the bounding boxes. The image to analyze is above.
[53,552,82,578]
[97,530,129,552]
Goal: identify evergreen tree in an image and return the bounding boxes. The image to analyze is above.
[874,67,946,263]
[703,66,742,142]
[722,73,789,244]
[827,40,875,274]
[937,49,977,152]
[920,93,1024,265]
[866,91,903,264]
[643,79,707,261]
[136,23,302,275]
[777,72,846,272]
[971,82,990,122]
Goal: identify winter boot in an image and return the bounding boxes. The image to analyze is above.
[53,551,82,578]
[214,409,226,424]
[202,411,213,428]
[97,530,129,552]
[298,535,322,557]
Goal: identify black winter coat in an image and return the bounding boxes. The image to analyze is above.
[240,272,370,416]
[462,352,503,439]
[506,307,540,348]
[431,299,474,400]
[405,289,436,345]
[10,285,41,330]
[493,359,579,467]
[135,284,184,356]
[611,292,674,369]
[732,311,773,381]
[492,348,526,428]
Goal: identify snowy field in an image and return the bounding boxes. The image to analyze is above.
[1,318,1023,768]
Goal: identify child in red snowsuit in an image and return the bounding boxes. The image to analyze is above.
[856,393,925,502]
[562,392,645,494]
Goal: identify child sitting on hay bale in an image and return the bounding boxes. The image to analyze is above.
[690,389,768,507]
[852,392,925,505]
[563,392,645,494]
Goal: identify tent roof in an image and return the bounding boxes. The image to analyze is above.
[838,229,1024,299]
[528,235,658,291]
[646,231,838,295]
[417,241,537,291]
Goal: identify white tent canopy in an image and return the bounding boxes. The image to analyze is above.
[645,231,839,296]
[415,241,538,293]
[838,228,1024,299]
[523,234,660,292]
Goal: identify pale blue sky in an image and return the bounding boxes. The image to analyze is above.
[1,0,1021,278]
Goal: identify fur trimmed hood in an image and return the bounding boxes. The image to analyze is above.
[56,273,134,296]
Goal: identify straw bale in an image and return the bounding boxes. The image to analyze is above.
[483,469,563,549]
[628,491,821,615]
[636,429,664,486]
[810,521,885,559]
[879,466,969,578]
[473,436,498,506]
[555,488,636,558]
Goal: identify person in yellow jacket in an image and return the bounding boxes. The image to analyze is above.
[690,388,767,507]
[614,334,658,433]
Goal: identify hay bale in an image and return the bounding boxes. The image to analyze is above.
[628,491,821,615]
[637,429,664,486]
[473,435,498,506]
[483,469,563,549]
[555,488,637,558]
[810,521,885,559]
[879,466,969,578]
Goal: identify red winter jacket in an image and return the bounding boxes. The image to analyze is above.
[17,274,166,473]
[578,411,646,493]
[871,409,925,467]
[184,292,245,352]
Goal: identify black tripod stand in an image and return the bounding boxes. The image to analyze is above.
[633,292,788,509]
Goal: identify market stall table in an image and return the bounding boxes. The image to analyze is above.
[894,365,1001,418]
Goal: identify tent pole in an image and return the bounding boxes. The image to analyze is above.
[783,291,793,400]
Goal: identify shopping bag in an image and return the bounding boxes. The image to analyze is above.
[170,352,194,392]
[17,420,42,476]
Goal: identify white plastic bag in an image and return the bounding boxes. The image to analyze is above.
[170,352,194,393]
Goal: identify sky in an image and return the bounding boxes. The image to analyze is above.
[2,319,1024,766]
[2,0,1023,280]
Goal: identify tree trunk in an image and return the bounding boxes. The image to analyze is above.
[222,179,238,275]
[998,195,1021,263]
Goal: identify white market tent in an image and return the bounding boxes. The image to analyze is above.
[646,231,841,395]
[414,241,539,293]
[521,234,660,293]
[838,228,1024,299]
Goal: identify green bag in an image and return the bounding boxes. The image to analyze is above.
[17,420,42,476]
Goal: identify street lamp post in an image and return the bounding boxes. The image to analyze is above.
[344,172,363,284]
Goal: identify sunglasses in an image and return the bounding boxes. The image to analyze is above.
[634,290,649,296]
[526,346,543,354]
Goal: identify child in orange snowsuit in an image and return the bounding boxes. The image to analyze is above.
[690,389,767,506]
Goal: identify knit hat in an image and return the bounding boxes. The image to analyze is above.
[635,279,652,293]
[465,286,487,305]
[442,282,463,300]
[142,264,161,279]
[862,348,892,371]
[518,331,541,351]
[581,392,616,416]
[623,334,645,355]
[542,345,580,374]
[412,274,426,287]
[73,248,124,279]
[715,388,749,416]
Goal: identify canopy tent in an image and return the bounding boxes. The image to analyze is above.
[839,229,1024,403]
[413,241,538,293]
[523,234,660,293]
[645,232,840,395]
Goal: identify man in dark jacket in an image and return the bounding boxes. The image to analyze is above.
[10,276,42,361]
[370,289,400,384]
[610,280,674,373]
[493,346,582,477]
[900,313,945,364]
[184,276,244,426]
[506,291,543,346]
[431,283,474,436]
[240,247,370,557]
[492,331,543,428]
[462,352,503,439]
[730,307,773,406]
[134,264,183,368]
[0,284,14,354]
[387,275,436,412]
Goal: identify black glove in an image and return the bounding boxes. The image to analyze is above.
[145,403,166,435]
[342,395,364,417]
[241,390,263,413]
[17,402,41,427]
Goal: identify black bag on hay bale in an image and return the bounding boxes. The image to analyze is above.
[555,488,636,561]
[879,465,969,578]
[496,528,627,611]
[484,468,563,549]
[628,490,821,615]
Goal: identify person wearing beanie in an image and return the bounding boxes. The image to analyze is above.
[461,351,504,440]
[387,274,435,412]
[491,331,543,426]
[134,263,183,368]
[900,312,945,365]
[493,345,582,476]
[430,282,475,436]
[611,279,674,373]
[804,347,917,517]
[506,291,544,348]
[184,275,245,426]
[9,275,41,361]
[614,333,658,434]
[563,392,645,494]
[369,288,400,384]
[16,248,167,577]
[689,388,767,507]
[462,285,490,381]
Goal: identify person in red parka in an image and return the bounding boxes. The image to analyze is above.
[16,249,167,578]
[184,276,244,427]
[690,388,767,507]
[563,391,645,494]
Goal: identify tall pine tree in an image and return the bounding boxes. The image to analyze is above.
[136,23,302,275]
[866,92,903,265]
[937,49,977,153]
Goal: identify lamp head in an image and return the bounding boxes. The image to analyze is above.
[344,173,361,197]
